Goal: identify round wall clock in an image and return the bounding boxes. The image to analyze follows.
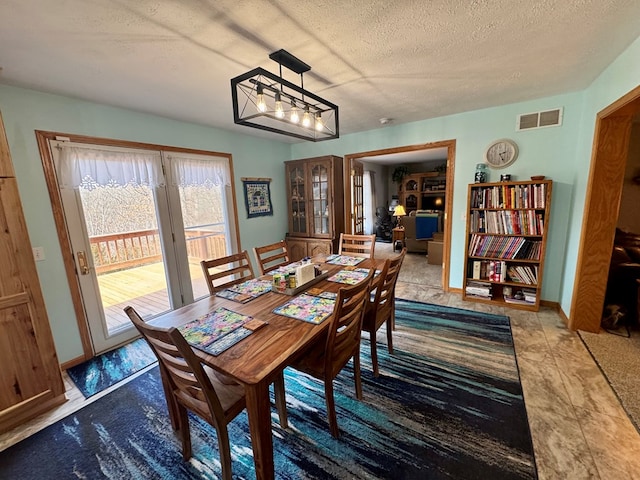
[484,139,519,169]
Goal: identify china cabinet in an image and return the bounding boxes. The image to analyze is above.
[285,155,345,260]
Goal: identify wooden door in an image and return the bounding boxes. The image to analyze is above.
[351,160,364,234]
[0,112,65,433]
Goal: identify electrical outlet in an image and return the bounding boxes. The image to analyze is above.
[32,246,45,262]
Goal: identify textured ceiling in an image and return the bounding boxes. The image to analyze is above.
[1,0,639,144]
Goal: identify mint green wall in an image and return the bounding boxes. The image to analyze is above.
[559,36,640,317]
[0,84,290,363]
[292,91,585,306]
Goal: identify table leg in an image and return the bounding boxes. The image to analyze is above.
[246,380,274,480]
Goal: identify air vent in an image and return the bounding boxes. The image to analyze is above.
[516,108,563,131]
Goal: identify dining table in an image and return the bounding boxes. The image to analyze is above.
[150,253,386,480]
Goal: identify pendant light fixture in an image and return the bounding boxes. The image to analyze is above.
[231,49,339,141]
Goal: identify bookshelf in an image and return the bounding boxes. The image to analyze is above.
[462,179,553,311]
[399,172,446,214]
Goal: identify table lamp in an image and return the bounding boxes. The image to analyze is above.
[393,204,406,227]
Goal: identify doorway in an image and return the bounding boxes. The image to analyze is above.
[571,85,640,332]
[37,132,241,359]
[344,139,456,291]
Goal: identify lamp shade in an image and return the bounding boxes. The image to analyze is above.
[393,205,407,217]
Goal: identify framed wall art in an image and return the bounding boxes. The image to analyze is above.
[242,177,273,218]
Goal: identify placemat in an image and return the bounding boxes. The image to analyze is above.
[216,278,272,303]
[327,268,371,285]
[178,307,253,347]
[325,254,365,266]
[272,293,336,324]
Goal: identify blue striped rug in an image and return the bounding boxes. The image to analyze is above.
[0,299,537,479]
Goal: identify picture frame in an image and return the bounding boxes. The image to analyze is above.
[242,178,273,218]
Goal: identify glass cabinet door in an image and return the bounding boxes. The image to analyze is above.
[289,165,307,234]
[310,161,331,237]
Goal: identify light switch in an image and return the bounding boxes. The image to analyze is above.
[32,246,45,262]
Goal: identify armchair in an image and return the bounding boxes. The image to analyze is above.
[399,214,428,253]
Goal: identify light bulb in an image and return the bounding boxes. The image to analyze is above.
[302,106,311,127]
[256,85,267,113]
[290,101,300,124]
[274,92,284,119]
[315,112,323,131]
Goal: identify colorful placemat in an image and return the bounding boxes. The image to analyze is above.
[327,268,371,285]
[270,260,305,276]
[216,278,272,303]
[325,254,365,266]
[272,293,336,324]
[178,307,252,347]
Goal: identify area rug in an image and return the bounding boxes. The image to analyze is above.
[579,324,640,432]
[0,300,537,479]
[66,337,157,397]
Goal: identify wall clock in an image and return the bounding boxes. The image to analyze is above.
[484,139,519,169]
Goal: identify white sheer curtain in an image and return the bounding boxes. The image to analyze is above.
[166,152,231,188]
[363,171,376,235]
[58,145,163,189]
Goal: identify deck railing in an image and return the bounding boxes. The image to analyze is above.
[90,226,227,274]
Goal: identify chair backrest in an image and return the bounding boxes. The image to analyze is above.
[253,240,290,275]
[124,306,228,425]
[201,251,255,295]
[324,269,374,377]
[370,248,406,322]
[338,233,376,258]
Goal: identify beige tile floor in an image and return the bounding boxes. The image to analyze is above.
[2,243,640,479]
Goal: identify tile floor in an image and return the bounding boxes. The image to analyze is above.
[2,243,640,479]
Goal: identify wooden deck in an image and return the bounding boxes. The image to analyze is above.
[98,261,209,332]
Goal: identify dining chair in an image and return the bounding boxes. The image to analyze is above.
[288,268,374,438]
[201,250,255,295]
[362,248,406,377]
[124,306,288,480]
[253,240,290,275]
[338,233,376,258]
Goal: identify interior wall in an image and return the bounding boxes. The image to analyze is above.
[617,122,640,233]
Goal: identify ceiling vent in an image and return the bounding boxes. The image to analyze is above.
[516,108,563,131]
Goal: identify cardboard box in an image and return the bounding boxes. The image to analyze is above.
[427,238,443,265]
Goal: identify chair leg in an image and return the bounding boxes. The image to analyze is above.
[370,329,380,377]
[391,298,397,330]
[353,352,363,400]
[324,379,339,438]
[159,367,179,431]
[386,317,394,355]
[216,424,233,480]
[177,406,192,461]
[274,371,288,429]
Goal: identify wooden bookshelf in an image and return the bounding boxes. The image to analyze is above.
[462,179,553,311]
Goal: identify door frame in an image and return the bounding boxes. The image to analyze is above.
[35,130,241,367]
[344,139,456,291]
[570,84,640,332]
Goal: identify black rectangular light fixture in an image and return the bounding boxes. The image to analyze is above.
[231,49,339,142]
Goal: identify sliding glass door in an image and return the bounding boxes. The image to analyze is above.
[52,141,235,353]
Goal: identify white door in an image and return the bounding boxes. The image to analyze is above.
[52,141,236,353]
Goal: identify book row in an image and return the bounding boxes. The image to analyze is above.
[469,260,538,285]
[469,210,544,235]
[470,183,548,209]
[468,234,542,260]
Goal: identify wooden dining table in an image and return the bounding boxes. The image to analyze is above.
[150,253,386,480]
